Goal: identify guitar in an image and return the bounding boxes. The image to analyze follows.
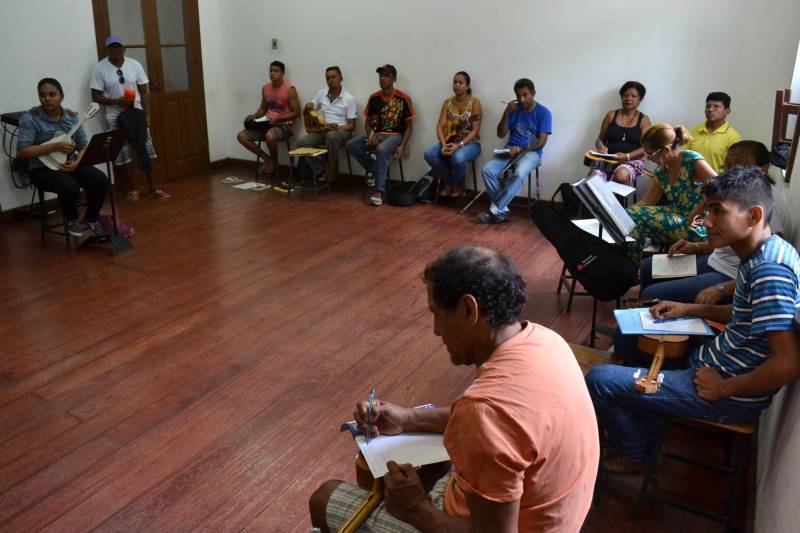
[634,334,689,393]
[38,103,100,170]
[584,150,656,178]
[303,110,327,134]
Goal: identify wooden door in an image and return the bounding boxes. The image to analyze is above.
[92,0,209,179]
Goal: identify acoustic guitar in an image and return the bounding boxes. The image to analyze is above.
[304,110,327,134]
[634,334,689,393]
[583,151,655,178]
[38,103,100,170]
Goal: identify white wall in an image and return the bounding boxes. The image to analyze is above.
[3,0,799,212]
[0,0,101,212]
[756,383,800,533]
[755,75,800,531]
[198,0,800,200]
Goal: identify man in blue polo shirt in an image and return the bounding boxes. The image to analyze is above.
[479,78,551,224]
[587,166,800,474]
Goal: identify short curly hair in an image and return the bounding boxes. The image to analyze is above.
[423,245,527,327]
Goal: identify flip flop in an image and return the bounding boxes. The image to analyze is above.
[148,189,171,200]
[222,176,244,184]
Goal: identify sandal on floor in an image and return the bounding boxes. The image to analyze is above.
[126,190,140,201]
[148,189,171,200]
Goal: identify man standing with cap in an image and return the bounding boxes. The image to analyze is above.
[346,64,415,206]
[90,35,169,200]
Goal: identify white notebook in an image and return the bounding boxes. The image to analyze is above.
[355,433,450,478]
[232,181,269,191]
[652,254,697,278]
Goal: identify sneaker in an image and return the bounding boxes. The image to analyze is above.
[67,219,87,237]
[369,193,383,206]
[365,173,376,188]
[477,211,496,224]
[494,211,512,223]
[86,220,107,237]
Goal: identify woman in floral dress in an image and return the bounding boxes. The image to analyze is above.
[626,123,716,262]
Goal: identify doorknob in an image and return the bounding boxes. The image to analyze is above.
[150,81,161,91]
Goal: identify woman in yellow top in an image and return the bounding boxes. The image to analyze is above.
[424,71,482,198]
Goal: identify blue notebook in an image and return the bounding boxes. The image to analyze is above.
[614,308,715,336]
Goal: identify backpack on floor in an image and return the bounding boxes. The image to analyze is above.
[99,214,135,239]
[386,181,417,207]
[531,203,637,301]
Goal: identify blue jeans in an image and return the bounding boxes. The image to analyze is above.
[586,364,763,462]
[423,143,481,188]
[482,151,540,214]
[639,253,734,304]
[346,134,403,193]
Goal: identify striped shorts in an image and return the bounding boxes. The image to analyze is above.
[108,117,158,166]
[325,472,450,532]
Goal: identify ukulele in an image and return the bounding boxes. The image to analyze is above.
[38,103,100,170]
[304,110,327,134]
[633,334,689,393]
[584,150,655,178]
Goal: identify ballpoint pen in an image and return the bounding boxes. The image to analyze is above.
[366,387,375,445]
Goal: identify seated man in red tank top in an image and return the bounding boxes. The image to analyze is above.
[236,60,301,176]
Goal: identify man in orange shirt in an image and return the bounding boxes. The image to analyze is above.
[309,245,599,532]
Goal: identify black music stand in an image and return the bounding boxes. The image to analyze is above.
[79,128,132,256]
[459,150,524,214]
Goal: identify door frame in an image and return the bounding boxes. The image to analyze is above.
[91,0,210,179]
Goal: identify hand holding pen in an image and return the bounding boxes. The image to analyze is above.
[649,300,691,321]
[354,396,407,440]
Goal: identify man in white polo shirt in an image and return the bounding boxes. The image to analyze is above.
[295,66,357,183]
[90,35,169,200]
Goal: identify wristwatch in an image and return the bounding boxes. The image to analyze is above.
[715,283,727,294]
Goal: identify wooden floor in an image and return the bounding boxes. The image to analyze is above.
[0,166,741,531]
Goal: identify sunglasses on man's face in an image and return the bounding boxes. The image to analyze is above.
[117,69,125,84]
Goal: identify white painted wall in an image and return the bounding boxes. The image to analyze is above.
[198,0,800,201]
[3,0,799,211]
[755,83,800,531]
[0,0,101,212]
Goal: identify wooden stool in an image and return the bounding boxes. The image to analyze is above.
[287,147,331,201]
[633,416,756,528]
[569,342,616,375]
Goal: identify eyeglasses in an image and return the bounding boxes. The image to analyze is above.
[644,146,666,159]
[116,69,125,85]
